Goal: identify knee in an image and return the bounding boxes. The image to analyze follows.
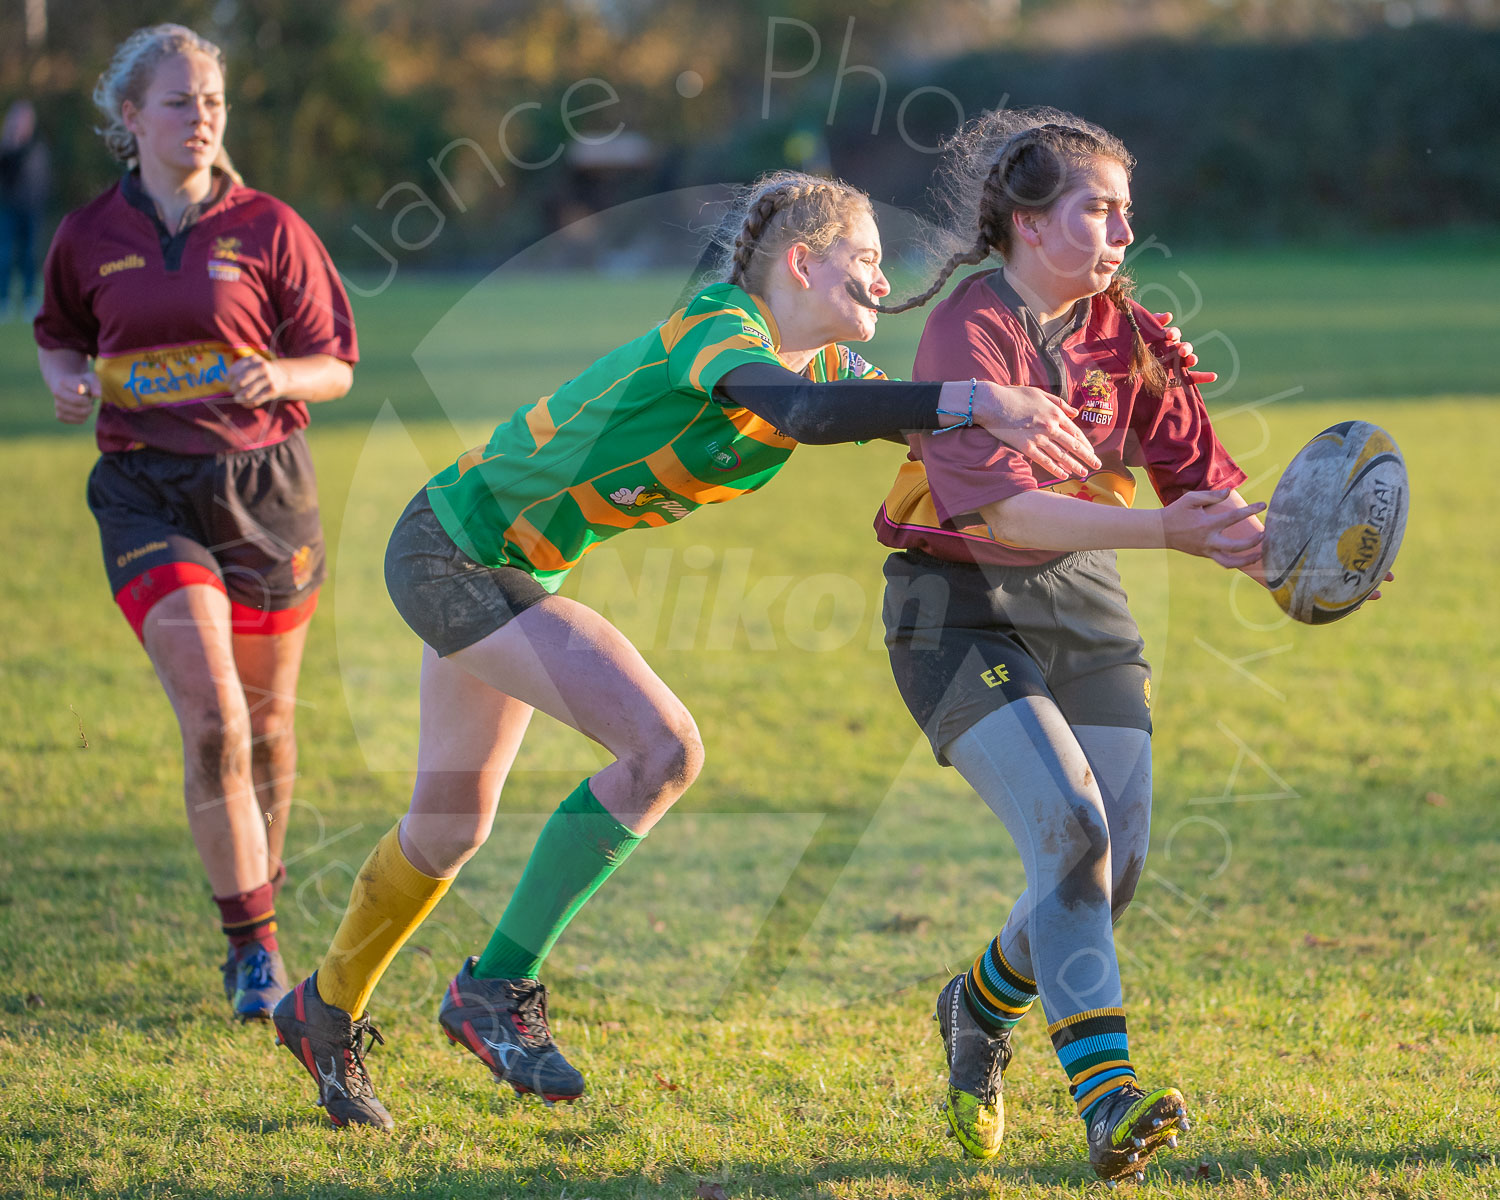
[249,704,297,774]
[1051,797,1112,912]
[628,707,704,796]
[186,712,251,785]
[402,806,494,877]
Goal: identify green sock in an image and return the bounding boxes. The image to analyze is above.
[472,779,644,981]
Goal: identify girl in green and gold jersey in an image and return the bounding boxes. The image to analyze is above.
[272,171,1111,1129]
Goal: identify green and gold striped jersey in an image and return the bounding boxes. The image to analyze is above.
[426,282,887,591]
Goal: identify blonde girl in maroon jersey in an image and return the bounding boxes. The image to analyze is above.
[34,24,356,1020]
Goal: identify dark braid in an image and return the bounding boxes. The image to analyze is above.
[868,140,1032,315]
[1104,276,1170,396]
[872,235,988,315]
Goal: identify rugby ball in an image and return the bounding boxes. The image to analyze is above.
[1262,421,1407,624]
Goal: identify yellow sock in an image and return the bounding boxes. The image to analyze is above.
[316,822,451,1017]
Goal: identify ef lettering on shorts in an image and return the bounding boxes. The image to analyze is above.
[981,663,1011,688]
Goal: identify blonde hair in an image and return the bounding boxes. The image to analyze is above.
[93,23,241,182]
[711,171,873,294]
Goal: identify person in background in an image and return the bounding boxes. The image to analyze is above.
[33,25,356,1021]
[1,98,49,321]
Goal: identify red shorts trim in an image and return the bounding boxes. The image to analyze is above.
[229,589,319,636]
[115,562,225,642]
[114,564,319,641]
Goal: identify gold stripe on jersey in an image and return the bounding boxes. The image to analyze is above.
[502,514,574,573]
[525,394,557,453]
[645,445,752,506]
[658,307,730,353]
[530,359,670,457]
[880,461,1138,550]
[450,445,488,481]
[688,333,774,392]
[723,405,799,448]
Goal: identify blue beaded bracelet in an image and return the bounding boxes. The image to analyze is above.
[933,377,977,434]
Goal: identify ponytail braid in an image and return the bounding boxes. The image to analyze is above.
[1105,276,1170,396]
[867,235,988,315]
[728,187,796,288]
[872,126,1061,314]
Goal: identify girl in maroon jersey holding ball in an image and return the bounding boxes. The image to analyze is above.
[866,107,1267,1182]
[33,24,357,1021]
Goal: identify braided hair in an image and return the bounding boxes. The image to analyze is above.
[712,171,873,296]
[874,107,1168,395]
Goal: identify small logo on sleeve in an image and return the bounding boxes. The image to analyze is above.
[740,323,774,350]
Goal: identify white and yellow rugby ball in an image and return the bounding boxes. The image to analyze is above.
[1262,421,1408,624]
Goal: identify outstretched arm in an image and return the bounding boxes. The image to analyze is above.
[715,362,1100,476]
[981,486,1265,568]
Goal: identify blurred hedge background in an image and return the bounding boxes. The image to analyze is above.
[2,0,1497,266]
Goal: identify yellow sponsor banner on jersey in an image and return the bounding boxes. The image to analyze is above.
[96,342,264,411]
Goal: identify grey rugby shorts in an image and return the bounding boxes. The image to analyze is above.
[882,548,1152,765]
[384,490,551,656]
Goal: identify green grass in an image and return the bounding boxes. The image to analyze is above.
[2,240,1499,1198]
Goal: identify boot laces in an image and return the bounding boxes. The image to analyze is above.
[342,1018,385,1098]
[975,1029,1013,1104]
[508,982,554,1049]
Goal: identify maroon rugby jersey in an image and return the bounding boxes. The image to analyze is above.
[876,269,1245,567]
[34,171,357,455]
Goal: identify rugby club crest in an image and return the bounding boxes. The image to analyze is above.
[1077,368,1115,425]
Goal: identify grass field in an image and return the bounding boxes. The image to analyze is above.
[2,240,1498,1199]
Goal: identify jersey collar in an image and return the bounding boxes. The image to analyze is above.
[121,168,235,272]
[984,268,1089,358]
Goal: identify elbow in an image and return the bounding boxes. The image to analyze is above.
[979,496,1024,542]
[777,408,838,445]
[328,360,354,400]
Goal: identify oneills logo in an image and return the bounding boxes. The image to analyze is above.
[99,254,146,277]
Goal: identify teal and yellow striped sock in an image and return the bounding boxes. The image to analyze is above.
[962,937,1038,1035]
[1049,1007,1136,1124]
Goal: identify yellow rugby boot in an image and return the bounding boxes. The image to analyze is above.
[1085,1083,1189,1184]
[934,973,1014,1159]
